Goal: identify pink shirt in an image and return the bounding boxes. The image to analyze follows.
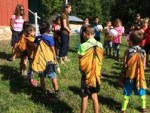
[112,26,125,44]
[12,15,24,32]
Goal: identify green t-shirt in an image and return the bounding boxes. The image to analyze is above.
[78,38,103,55]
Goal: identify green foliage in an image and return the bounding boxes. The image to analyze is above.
[70,0,103,22]
[41,0,63,20]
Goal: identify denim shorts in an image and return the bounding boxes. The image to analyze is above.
[123,80,146,96]
[39,72,57,79]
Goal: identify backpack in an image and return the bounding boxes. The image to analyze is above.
[119,46,147,89]
[32,39,54,73]
[79,46,103,87]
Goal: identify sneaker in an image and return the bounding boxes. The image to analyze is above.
[29,79,38,87]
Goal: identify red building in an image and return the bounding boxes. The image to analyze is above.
[0,0,28,26]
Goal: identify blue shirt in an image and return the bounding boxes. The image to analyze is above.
[93,24,101,37]
[34,34,54,47]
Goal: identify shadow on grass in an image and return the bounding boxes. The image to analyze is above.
[0,52,11,60]
[99,95,121,112]
[0,65,73,112]
[102,72,120,89]
[0,64,31,94]
[68,86,80,95]
[30,88,73,113]
[68,48,77,53]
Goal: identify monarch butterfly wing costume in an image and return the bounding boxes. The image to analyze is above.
[79,46,103,87]
[32,40,54,73]
[125,52,147,90]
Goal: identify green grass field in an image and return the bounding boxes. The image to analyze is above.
[0,35,150,113]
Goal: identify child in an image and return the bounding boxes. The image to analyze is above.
[80,17,89,43]
[52,16,61,56]
[34,21,59,96]
[120,31,147,113]
[93,17,103,42]
[24,24,38,86]
[112,19,125,60]
[139,19,149,48]
[78,25,103,113]
[126,24,135,44]
[103,21,113,57]
[144,19,150,67]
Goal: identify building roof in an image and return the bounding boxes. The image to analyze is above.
[48,14,83,24]
[69,16,83,22]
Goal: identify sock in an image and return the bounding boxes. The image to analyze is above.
[141,95,146,109]
[121,95,129,111]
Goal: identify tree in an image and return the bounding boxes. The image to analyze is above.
[70,0,103,23]
[41,0,63,20]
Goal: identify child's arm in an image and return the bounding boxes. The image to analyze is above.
[123,50,128,67]
[143,51,146,70]
[50,46,57,61]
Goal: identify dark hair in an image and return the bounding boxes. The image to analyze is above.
[55,16,60,21]
[94,16,99,20]
[14,4,25,18]
[62,4,71,14]
[83,17,89,21]
[129,30,144,45]
[82,25,95,35]
[23,21,30,30]
[39,21,50,34]
[24,24,35,37]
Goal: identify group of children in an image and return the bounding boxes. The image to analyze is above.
[14,21,60,96]
[10,15,150,113]
[80,17,125,61]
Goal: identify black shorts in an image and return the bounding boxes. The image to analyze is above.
[11,30,21,46]
[144,44,150,53]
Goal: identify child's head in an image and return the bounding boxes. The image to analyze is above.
[94,17,99,24]
[130,24,135,31]
[39,21,50,34]
[24,24,36,37]
[55,16,61,24]
[23,21,30,30]
[129,30,143,46]
[140,18,149,29]
[106,21,112,26]
[114,19,122,27]
[83,17,89,25]
[82,25,95,41]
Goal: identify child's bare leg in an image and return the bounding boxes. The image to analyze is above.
[91,93,99,113]
[52,78,59,91]
[40,77,46,91]
[81,95,88,113]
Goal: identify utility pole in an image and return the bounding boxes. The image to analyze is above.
[65,0,68,4]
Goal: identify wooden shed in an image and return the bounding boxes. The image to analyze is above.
[0,0,28,26]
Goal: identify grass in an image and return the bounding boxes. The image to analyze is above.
[0,35,150,113]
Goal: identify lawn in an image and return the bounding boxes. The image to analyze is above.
[0,35,150,113]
